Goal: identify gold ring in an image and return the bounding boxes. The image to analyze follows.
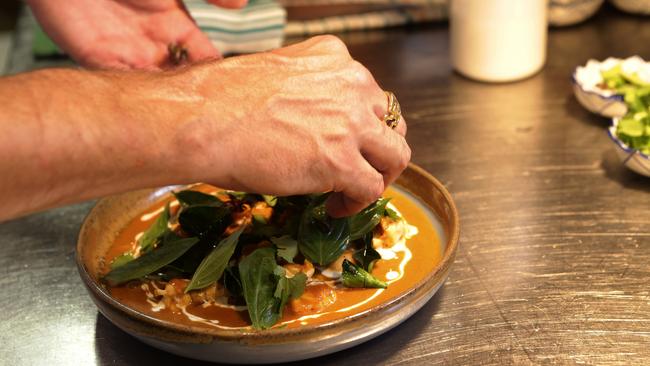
[383,91,401,129]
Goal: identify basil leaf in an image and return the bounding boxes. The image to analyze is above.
[348,198,389,240]
[341,259,387,289]
[104,233,199,286]
[185,227,244,292]
[298,200,350,266]
[239,247,282,329]
[224,265,243,297]
[110,253,135,269]
[138,203,170,252]
[173,190,222,207]
[271,235,298,263]
[178,204,231,238]
[384,206,400,220]
[353,232,381,272]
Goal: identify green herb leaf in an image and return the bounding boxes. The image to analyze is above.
[353,232,381,272]
[104,233,199,286]
[138,203,170,252]
[239,247,282,329]
[110,253,135,269]
[262,195,278,207]
[298,199,350,266]
[341,259,387,289]
[271,235,298,263]
[173,190,222,207]
[178,204,231,238]
[348,198,390,240]
[385,206,400,220]
[273,267,307,311]
[185,227,244,292]
[224,265,243,297]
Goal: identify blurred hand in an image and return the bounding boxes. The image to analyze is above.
[27,0,248,69]
[176,36,410,217]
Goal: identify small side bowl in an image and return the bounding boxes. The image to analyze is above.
[572,73,627,118]
[75,163,460,364]
[610,0,650,14]
[608,118,650,177]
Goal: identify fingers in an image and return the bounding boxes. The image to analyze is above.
[361,122,411,189]
[325,155,385,218]
[182,29,221,63]
[205,0,249,8]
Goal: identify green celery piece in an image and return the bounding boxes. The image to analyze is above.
[618,117,645,137]
[341,259,387,289]
[104,234,199,286]
[601,64,622,81]
[185,227,244,292]
[138,203,170,252]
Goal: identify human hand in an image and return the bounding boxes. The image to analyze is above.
[27,0,247,70]
[173,35,410,217]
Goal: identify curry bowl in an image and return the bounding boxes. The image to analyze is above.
[75,163,460,364]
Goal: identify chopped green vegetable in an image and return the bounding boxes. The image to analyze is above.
[185,227,244,292]
[602,59,650,155]
[341,259,387,289]
[104,233,199,286]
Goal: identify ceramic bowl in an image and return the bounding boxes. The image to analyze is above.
[608,118,650,177]
[572,73,627,118]
[610,0,650,14]
[76,163,460,364]
[549,0,604,27]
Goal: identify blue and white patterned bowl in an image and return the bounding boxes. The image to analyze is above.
[608,118,650,177]
[572,73,627,118]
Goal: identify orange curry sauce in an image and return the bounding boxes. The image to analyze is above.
[104,185,442,329]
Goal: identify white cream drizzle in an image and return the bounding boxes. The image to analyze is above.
[140,200,179,222]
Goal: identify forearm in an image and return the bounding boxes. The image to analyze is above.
[0,67,222,220]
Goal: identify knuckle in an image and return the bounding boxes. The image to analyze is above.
[315,35,349,55]
[399,143,412,170]
[349,60,373,84]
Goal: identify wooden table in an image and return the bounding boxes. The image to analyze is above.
[3,5,650,366]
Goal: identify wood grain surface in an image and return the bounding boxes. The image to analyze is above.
[2,4,650,366]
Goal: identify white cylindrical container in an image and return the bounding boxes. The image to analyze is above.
[450,0,548,83]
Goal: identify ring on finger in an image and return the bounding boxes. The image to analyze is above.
[382,91,401,129]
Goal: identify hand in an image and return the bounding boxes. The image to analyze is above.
[174,36,410,217]
[27,0,247,70]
